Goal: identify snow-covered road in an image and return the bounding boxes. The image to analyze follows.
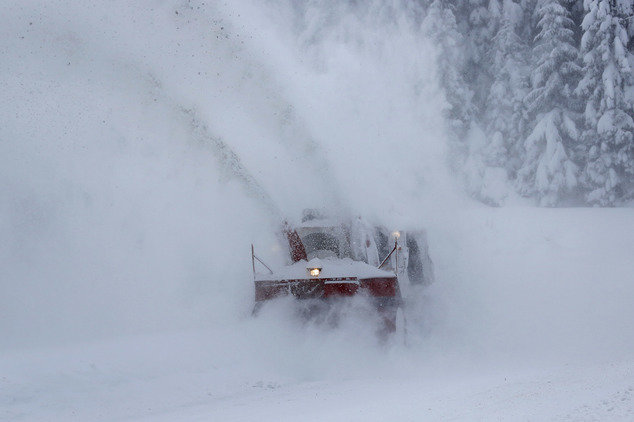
[6,341,633,421]
[4,208,634,421]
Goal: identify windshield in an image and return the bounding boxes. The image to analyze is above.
[301,232,340,259]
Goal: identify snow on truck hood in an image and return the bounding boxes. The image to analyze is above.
[254,258,395,281]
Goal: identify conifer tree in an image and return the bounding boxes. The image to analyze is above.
[456,0,532,204]
[455,0,494,114]
[516,0,581,205]
[483,1,530,177]
[422,0,475,164]
[576,0,634,205]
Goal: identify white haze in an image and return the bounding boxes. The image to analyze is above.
[2,1,634,420]
[1,0,457,346]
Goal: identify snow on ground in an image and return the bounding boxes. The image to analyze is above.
[3,208,634,421]
[2,1,634,421]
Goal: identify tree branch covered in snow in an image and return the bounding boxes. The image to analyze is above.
[425,0,634,206]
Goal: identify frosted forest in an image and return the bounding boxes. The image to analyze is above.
[423,0,634,207]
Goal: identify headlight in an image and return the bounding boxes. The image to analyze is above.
[306,258,322,277]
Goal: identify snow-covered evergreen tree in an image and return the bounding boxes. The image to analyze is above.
[517,111,579,205]
[454,0,533,204]
[562,0,587,40]
[518,0,539,42]
[455,0,494,114]
[483,1,530,178]
[576,0,634,205]
[524,0,581,117]
[422,0,475,164]
[516,0,581,205]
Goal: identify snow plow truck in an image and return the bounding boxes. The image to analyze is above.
[251,209,434,336]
